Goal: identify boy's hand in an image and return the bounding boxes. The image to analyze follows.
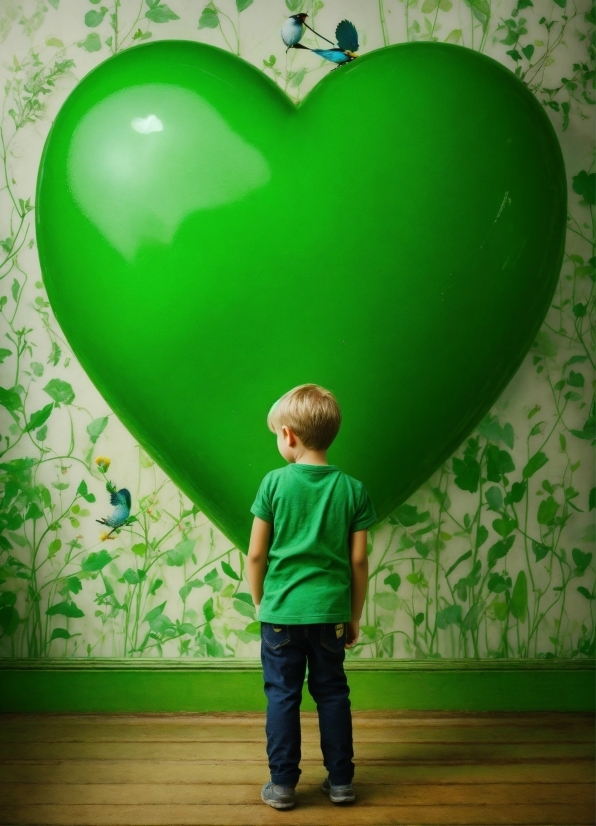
[345,620,359,648]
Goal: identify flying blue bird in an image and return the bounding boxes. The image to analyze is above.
[293,19,359,66]
[96,485,133,536]
[281,13,335,51]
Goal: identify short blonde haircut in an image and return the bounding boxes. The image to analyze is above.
[267,384,342,451]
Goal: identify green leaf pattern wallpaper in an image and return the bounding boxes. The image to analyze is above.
[0,0,594,661]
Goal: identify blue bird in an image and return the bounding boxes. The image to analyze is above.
[281,13,335,51]
[294,19,359,66]
[97,483,133,536]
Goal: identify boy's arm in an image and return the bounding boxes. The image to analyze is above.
[246,516,272,616]
[346,529,368,648]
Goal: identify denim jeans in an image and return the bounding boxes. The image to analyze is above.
[260,621,354,787]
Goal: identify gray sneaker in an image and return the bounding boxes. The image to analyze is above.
[321,776,355,803]
[261,781,296,809]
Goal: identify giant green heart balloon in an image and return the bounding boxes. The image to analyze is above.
[36,41,566,551]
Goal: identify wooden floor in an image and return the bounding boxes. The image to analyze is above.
[0,712,593,825]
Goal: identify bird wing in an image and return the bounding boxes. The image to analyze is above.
[335,19,359,52]
[110,488,131,511]
[313,48,350,63]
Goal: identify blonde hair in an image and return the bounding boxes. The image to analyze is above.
[267,384,342,451]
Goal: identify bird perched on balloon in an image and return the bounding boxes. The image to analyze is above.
[290,19,360,67]
[96,480,136,538]
[280,12,335,51]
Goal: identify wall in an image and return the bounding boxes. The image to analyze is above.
[0,0,594,663]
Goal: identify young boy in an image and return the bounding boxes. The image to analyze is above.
[246,383,377,810]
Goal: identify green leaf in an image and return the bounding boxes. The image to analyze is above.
[486,446,515,483]
[492,514,516,537]
[487,572,508,593]
[67,576,82,594]
[504,481,526,505]
[463,0,490,29]
[43,378,74,405]
[81,550,113,572]
[25,503,44,520]
[25,403,53,433]
[394,503,429,527]
[243,621,261,635]
[572,547,592,572]
[567,370,585,388]
[510,570,527,620]
[131,543,146,557]
[452,455,480,493]
[572,170,595,205]
[0,349,12,364]
[50,628,73,641]
[435,603,462,629]
[166,538,195,566]
[577,586,593,600]
[521,43,534,59]
[0,386,22,413]
[487,536,515,569]
[383,573,401,591]
[475,524,489,549]
[84,7,108,27]
[233,598,255,617]
[461,600,484,632]
[144,601,166,623]
[87,416,108,443]
[77,479,96,503]
[146,3,180,22]
[522,451,549,479]
[48,538,62,558]
[46,600,85,618]
[0,606,20,635]
[222,560,240,580]
[532,541,549,562]
[204,567,223,591]
[198,4,219,27]
[78,32,102,51]
[236,0,253,9]
[485,486,502,512]
[122,567,146,585]
[537,495,558,525]
[445,550,472,577]
[203,596,215,622]
[373,591,400,611]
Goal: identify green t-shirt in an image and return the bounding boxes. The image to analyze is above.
[250,463,377,624]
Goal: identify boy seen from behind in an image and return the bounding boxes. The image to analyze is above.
[247,383,377,810]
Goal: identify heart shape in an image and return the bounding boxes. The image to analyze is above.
[36,41,566,551]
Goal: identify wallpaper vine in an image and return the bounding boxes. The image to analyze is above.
[0,0,594,660]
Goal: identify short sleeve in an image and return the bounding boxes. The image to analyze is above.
[250,474,274,523]
[350,483,377,532]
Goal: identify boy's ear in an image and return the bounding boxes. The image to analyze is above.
[282,425,298,446]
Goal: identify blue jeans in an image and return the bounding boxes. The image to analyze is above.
[260,621,354,787]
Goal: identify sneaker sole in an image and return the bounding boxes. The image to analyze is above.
[261,792,295,810]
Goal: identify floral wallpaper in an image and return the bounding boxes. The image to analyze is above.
[0,0,594,661]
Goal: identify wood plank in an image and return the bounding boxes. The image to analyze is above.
[1,740,592,761]
[2,711,592,725]
[0,760,592,784]
[0,781,593,806]
[0,722,591,743]
[1,802,593,825]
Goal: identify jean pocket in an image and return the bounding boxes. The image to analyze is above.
[261,622,291,650]
[320,622,347,653]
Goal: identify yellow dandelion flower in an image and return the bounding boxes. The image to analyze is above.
[95,456,111,472]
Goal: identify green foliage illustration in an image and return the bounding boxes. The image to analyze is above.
[0,0,594,659]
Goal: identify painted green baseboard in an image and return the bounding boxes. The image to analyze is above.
[1,658,594,712]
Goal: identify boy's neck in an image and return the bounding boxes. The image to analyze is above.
[292,448,328,466]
